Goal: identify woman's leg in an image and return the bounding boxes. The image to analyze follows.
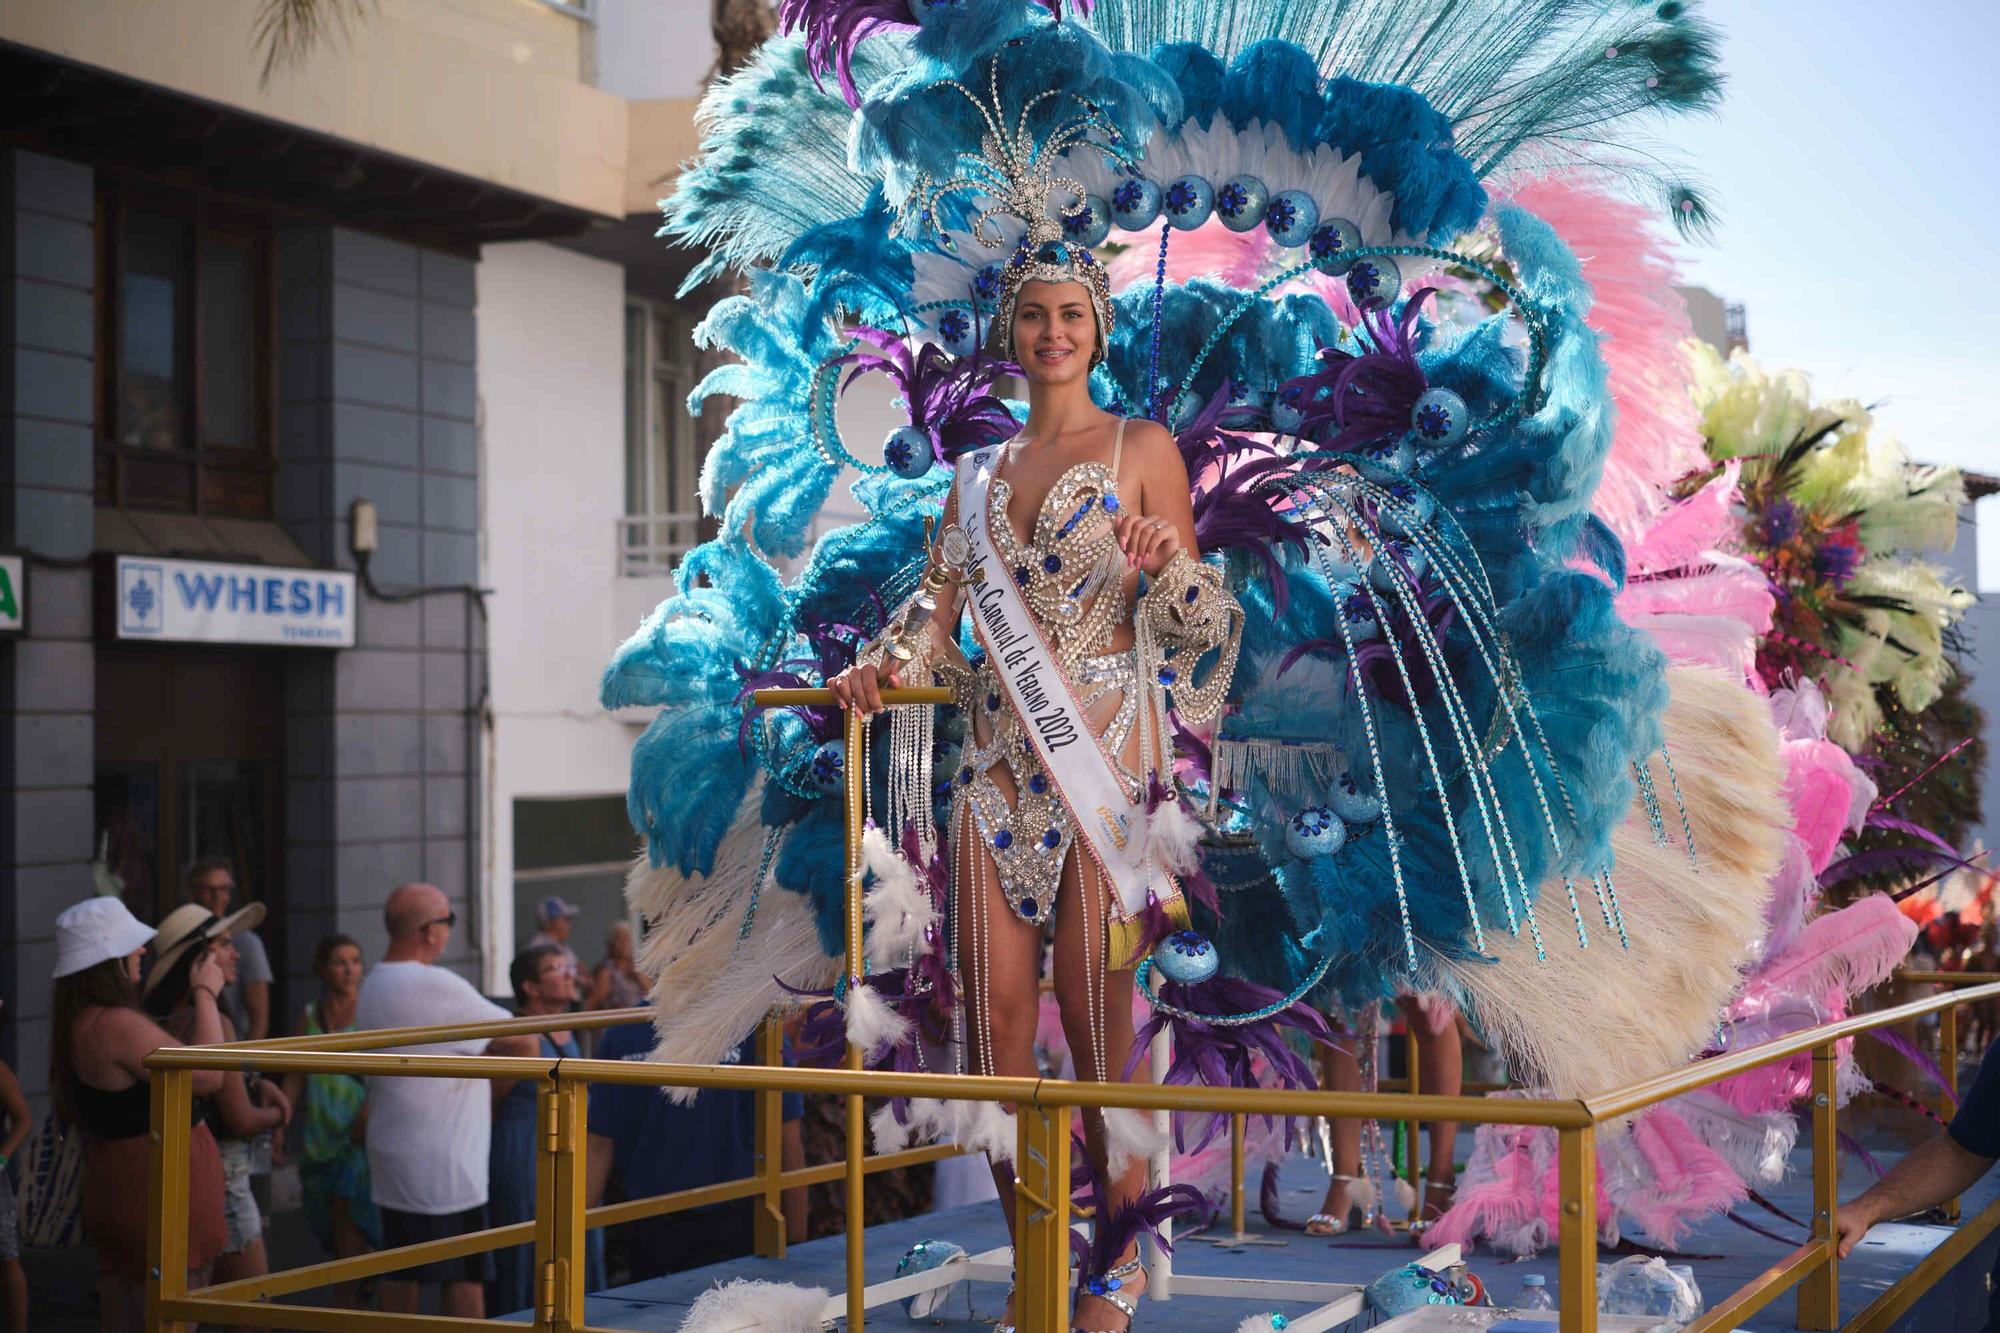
[955,806,1046,1321]
[1051,855,1147,1330]
[213,1236,270,1331]
[1401,996,1462,1228]
[1311,1038,1363,1232]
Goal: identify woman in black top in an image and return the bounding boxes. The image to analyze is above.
[52,898,228,1333]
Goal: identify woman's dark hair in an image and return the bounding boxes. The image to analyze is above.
[142,938,209,1019]
[312,933,364,978]
[51,956,140,1122]
[509,943,565,1006]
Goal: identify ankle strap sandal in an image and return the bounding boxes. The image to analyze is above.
[1073,1253,1144,1331]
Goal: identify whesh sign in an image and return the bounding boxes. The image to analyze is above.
[116,556,356,647]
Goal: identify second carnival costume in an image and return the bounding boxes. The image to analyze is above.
[607,0,1789,1233]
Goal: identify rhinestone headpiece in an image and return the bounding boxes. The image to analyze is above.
[901,55,1127,366]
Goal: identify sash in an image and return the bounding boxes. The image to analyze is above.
[954,447,1185,950]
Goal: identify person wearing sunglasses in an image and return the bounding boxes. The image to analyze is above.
[354,884,537,1320]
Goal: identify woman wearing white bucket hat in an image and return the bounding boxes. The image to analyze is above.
[51,896,229,1331]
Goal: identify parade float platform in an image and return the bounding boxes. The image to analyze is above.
[505,1142,2000,1331]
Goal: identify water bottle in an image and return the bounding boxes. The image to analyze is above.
[1517,1273,1555,1310]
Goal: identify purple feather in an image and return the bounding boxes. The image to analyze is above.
[836,326,1018,470]
[732,620,868,751]
[1864,1027,1959,1111]
[1837,1129,1887,1180]
[1171,391,1313,609]
[1072,1149,1210,1290]
[1284,290,1436,456]
[777,0,915,107]
[1259,1159,1307,1231]
[1125,975,1335,1154]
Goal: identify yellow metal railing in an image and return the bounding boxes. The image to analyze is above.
[136,686,2000,1332]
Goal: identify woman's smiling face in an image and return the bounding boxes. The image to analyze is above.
[1011,279,1099,385]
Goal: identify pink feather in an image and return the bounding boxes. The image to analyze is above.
[1617,1108,1748,1247]
[1104,219,1275,291]
[1501,176,1708,547]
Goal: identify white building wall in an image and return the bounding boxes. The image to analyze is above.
[476,240,655,989]
[594,0,717,101]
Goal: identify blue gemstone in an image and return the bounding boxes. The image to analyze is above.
[1184,584,1199,603]
[1158,667,1177,685]
[1308,218,1363,275]
[1043,828,1060,848]
[1411,387,1471,448]
[1164,175,1214,230]
[1265,190,1319,247]
[987,692,1000,710]
[1028,774,1049,794]
[973,264,1002,305]
[1014,566,1030,586]
[958,767,973,785]
[1042,554,1062,574]
[1019,897,1037,917]
[1110,176,1162,230]
[1216,175,1269,233]
[994,830,1013,849]
[1102,493,1120,512]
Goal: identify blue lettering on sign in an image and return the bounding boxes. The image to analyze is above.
[262,577,284,614]
[290,579,313,614]
[319,582,345,618]
[175,572,225,611]
[228,575,258,613]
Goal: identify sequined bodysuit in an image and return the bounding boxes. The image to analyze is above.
[943,421,1154,927]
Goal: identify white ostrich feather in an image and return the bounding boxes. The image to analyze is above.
[843,979,914,1060]
[1102,1106,1170,1179]
[678,1278,831,1332]
[860,825,936,968]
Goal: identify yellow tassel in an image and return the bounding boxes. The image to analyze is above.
[1106,892,1190,970]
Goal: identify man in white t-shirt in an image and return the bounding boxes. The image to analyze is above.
[357,883,535,1319]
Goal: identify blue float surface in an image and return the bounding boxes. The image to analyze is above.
[512,1136,1999,1330]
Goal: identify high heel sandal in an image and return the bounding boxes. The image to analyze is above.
[1305,1173,1365,1236]
[997,1274,1016,1333]
[1072,1253,1145,1331]
[1407,1179,1456,1244]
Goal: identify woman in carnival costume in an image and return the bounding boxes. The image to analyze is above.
[606,2,1793,1326]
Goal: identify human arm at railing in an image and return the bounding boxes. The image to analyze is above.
[0,1059,28,1165]
[829,491,970,716]
[1837,1131,1996,1257]
[485,1032,541,1101]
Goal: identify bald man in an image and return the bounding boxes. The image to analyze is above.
[356,884,536,1318]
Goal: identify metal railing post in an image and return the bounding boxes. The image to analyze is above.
[843,703,868,1331]
[1798,1042,1839,1330]
[1230,1112,1247,1237]
[754,1015,788,1257]
[1940,1002,1961,1223]
[1557,1122,1598,1333]
[534,1075,588,1331]
[146,1067,194,1333]
[1016,1103,1074,1332]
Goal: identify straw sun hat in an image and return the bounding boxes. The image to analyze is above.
[144,900,266,997]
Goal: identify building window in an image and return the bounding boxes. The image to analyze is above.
[619,299,707,577]
[94,180,275,517]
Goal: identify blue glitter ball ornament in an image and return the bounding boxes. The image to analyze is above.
[1285,805,1347,859]
[935,307,977,358]
[1164,175,1214,230]
[1334,582,1379,637]
[972,263,1004,310]
[1329,769,1382,824]
[1061,194,1113,249]
[1270,397,1304,433]
[883,425,934,479]
[1368,536,1429,594]
[894,1240,968,1318]
[1345,254,1402,308]
[1152,930,1220,984]
[1110,176,1162,231]
[1410,387,1470,448]
[1307,218,1363,275]
[1264,190,1320,247]
[808,740,846,794]
[1215,176,1269,233]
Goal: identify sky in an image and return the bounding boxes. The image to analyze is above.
[1669,1,1999,475]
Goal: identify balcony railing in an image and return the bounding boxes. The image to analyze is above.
[615,511,702,578]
